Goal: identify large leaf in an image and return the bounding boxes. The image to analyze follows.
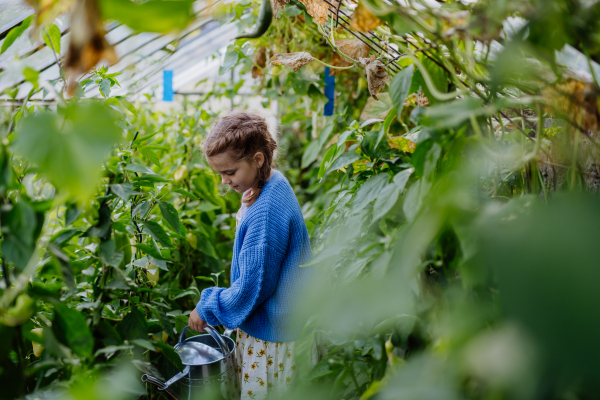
[53,304,94,358]
[140,220,172,247]
[110,182,133,202]
[352,174,390,214]
[373,168,413,220]
[389,64,414,111]
[0,198,44,271]
[158,201,181,234]
[328,151,362,172]
[119,307,147,341]
[100,0,194,33]
[13,101,123,201]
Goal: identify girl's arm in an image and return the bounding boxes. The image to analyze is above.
[196,243,286,329]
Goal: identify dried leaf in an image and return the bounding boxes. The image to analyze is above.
[360,56,389,100]
[65,0,117,95]
[417,91,430,107]
[329,39,369,76]
[25,0,75,27]
[389,136,416,153]
[273,0,289,18]
[271,52,315,72]
[543,79,599,132]
[350,2,381,32]
[252,46,267,78]
[298,0,328,26]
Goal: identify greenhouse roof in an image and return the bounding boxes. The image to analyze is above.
[0,0,238,104]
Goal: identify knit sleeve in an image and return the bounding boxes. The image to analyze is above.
[196,243,286,329]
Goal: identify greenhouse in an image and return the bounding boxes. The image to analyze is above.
[1,0,600,399]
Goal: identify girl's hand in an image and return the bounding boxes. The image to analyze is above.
[189,308,207,332]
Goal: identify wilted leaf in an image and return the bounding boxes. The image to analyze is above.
[360,93,394,120]
[330,39,369,76]
[360,56,389,100]
[298,0,328,25]
[271,52,315,72]
[13,101,123,202]
[252,46,267,78]
[274,0,290,18]
[350,2,381,32]
[65,0,117,93]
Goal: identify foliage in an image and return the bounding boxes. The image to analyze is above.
[1,0,600,399]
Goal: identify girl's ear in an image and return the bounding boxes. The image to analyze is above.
[254,152,265,168]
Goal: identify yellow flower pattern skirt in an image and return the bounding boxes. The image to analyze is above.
[222,329,318,400]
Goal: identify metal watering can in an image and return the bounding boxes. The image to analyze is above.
[141,324,237,400]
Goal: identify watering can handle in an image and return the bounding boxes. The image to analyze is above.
[178,325,232,355]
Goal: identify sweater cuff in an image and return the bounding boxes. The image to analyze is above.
[197,289,220,326]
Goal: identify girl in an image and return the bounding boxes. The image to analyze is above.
[188,111,317,400]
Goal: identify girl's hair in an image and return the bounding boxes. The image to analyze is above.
[202,110,278,204]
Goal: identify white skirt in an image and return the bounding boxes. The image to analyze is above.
[221,329,318,400]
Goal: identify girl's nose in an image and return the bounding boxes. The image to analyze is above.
[221,175,231,185]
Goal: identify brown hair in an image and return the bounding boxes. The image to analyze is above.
[202,110,278,204]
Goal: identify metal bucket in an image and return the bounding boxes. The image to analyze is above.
[141,325,237,400]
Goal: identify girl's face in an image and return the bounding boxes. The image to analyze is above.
[206,150,264,194]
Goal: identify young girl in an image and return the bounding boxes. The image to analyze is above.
[188,110,317,400]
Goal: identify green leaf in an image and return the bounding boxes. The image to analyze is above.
[0,198,44,271]
[219,47,239,75]
[158,201,181,234]
[134,244,169,260]
[197,236,217,259]
[318,145,337,179]
[119,307,147,341]
[141,148,161,167]
[153,341,184,371]
[172,287,200,303]
[42,24,61,54]
[132,131,160,147]
[100,239,125,267]
[1,15,34,55]
[131,339,156,351]
[372,168,413,220]
[328,151,361,172]
[125,163,156,175]
[48,243,75,291]
[361,130,389,159]
[196,202,220,212]
[352,174,390,214]
[98,78,111,98]
[172,188,198,200]
[301,140,321,169]
[307,357,343,380]
[13,101,123,201]
[99,0,194,33]
[140,220,172,247]
[110,182,133,202]
[53,304,94,358]
[389,64,414,110]
[284,4,302,16]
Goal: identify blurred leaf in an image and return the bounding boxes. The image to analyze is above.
[98,78,111,97]
[172,188,197,199]
[42,24,61,54]
[134,244,169,260]
[125,163,155,175]
[100,0,194,33]
[13,101,123,201]
[110,182,133,202]
[141,148,161,167]
[219,47,239,75]
[53,304,94,358]
[1,15,34,55]
[48,243,75,291]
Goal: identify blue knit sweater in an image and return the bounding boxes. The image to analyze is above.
[196,170,314,342]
